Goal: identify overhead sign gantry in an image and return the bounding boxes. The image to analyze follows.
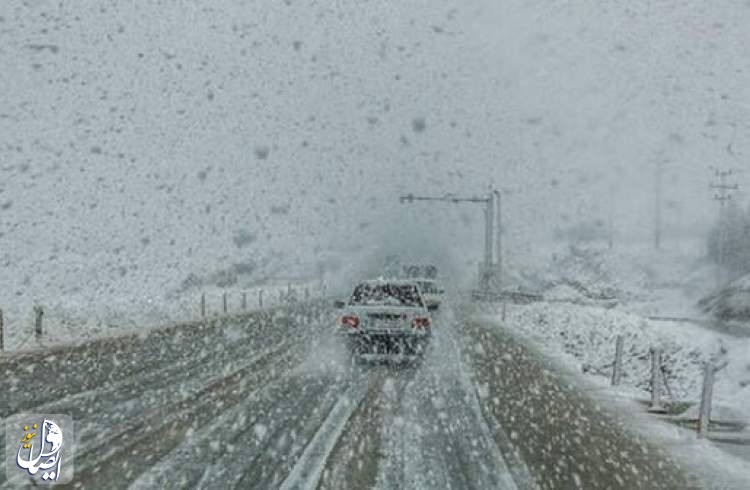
[399,188,502,292]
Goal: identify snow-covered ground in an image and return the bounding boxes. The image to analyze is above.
[503,240,750,415]
[493,302,749,421]
[479,303,750,486]
[481,240,750,482]
[0,278,323,353]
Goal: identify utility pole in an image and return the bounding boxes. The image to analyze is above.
[494,190,503,289]
[485,193,494,271]
[710,169,739,285]
[399,189,502,291]
[654,160,662,250]
[608,183,614,250]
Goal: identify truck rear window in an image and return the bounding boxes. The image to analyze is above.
[350,283,423,307]
[418,281,439,294]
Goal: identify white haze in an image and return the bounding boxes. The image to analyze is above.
[1,0,749,307]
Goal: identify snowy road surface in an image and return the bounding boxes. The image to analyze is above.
[0,302,697,489]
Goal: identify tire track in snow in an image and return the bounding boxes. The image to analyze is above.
[69,338,304,487]
[463,318,696,489]
[372,306,531,489]
[317,362,398,490]
[444,317,535,489]
[130,369,348,489]
[279,369,370,490]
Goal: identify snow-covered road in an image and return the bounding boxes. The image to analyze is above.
[0,301,699,489]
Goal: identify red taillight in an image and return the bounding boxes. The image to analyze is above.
[340,315,360,328]
[412,316,431,329]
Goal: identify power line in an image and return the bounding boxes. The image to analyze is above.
[710,169,739,207]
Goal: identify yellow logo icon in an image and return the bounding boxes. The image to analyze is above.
[6,414,74,485]
[16,419,63,481]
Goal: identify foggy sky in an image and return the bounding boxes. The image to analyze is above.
[1,0,749,302]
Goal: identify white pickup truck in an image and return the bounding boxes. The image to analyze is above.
[402,264,444,310]
[414,279,444,311]
[336,278,432,357]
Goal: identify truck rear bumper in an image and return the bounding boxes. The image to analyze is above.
[342,332,430,355]
[339,330,431,339]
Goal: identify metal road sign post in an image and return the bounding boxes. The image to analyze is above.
[399,188,503,292]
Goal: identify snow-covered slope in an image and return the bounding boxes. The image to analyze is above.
[700,274,750,322]
[503,240,714,314]
[497,302,749,410]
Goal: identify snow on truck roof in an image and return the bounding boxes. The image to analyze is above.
[358,277,420,286]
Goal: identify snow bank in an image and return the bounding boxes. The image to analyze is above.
[489,302,750,423]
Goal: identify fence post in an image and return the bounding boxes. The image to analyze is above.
[661,365,675,402]
[201,293,206,318]
[242,292,247,310]
[305,287,310,300]
[223,292,228,314]
[648,347,666,413]
[34,306,44,340]
[698,363,715,438]
[501,302,507,321]
[0,307,4,352]
[611,335,624,386]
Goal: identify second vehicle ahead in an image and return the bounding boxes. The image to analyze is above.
[336,278,432,358]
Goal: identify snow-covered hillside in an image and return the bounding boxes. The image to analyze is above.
[700,274,750,321]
